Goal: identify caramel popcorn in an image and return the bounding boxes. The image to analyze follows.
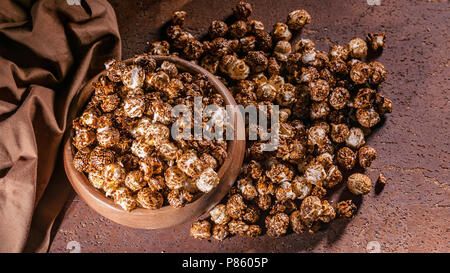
[112,187,137,212]
[334,200,357,218]
[77,2,394,238]
[164,166,186,190]
[228,219,249,236]
[194,168,220,193]
[167,189,194,208]
[137,188,164,209]
[337,147,356,170]
[210,204,231,225]
[348,38,368,59]
[212,224,229,241]
[190,220,212,239]
[72,57,227,212]
[347,173,372,195]
[290,210,307,234]
[378,173,388,184]
[226,194,247,219]
[265,212,289,237]
[299,196,322,225]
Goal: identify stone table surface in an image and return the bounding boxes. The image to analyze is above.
[49,0,450,253]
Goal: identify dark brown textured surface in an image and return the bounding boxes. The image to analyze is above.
[49,0,450,253]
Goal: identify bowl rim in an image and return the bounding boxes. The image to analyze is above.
[63,55,245,229]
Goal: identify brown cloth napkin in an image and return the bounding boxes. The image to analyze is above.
[0,0,121,252]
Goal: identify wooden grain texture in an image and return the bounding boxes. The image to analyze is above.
[63,56,245,229]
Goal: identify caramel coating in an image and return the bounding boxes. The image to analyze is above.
[347,173,372,195]
[190,220,211,239]
[137,188,164,209]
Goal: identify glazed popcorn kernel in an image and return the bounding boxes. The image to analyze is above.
[304,161,326,186]
[221,55,250,80]
[294,38,315,53]
[324,165,343,188]
[190,220,212,239]
[88,170,105,189]
[299,195,322,225]
[195,168,220,193]
[310,101,330,120]
[73,126,96,149]
[367,32,386,51]
[228,219,249,236]
[233,1,252,20]
[149,40,170,56]
[226,194,247,219]
[237,177,258,200]
[212,224,229,241]
[348,38,368,59]
[210,204,231,225]
[375,93,393,114]
[350,62,371,84]
[292,176,312,200]
[177,149,204,177]
[271,22,292,41]
[164,166,186,190]
[265,212,289,237]
[209,20,228,39]
[369,61,387,85]
[229,20,249,38]
[239,36,257,54]
[318,200,336,223]
[137,188,164,209]
[171,10,186,26]
[244,51,268,73]
[273,40,292,62]
[104,59,126,82]
[334,200,357,218]
[124,170,146,192]
[275,181,296,202]
[378,173,388,184]
[88,146,114,171]
[337,147,356,170]
[243,205,260,223]
[356,107,380,128]
[112,187,137,212]
[353,88,376,109]
[346,127,366,149]
[309,79,330,102]
[167,189,194,208]
[266,163,294,183]
[331,123,350,143]
[286,9,311,31]
[96,126,120,148]
[73,148,91,172]
[329,87,350,110]
[347,173,372,195]
[256,194,272,211]
[358,146,377,168]
[290,210,307,234]
[80,108,100,129]
[329,44,349,61]
[246,225,263,237]
[122,65,145,90]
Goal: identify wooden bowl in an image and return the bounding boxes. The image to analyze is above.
[63,56,245,229]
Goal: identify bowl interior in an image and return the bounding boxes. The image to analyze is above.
[63,55,245,229]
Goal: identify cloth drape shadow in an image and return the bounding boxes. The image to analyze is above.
[0,0,121,252]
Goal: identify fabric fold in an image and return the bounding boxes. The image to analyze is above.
[0,0,121,252]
